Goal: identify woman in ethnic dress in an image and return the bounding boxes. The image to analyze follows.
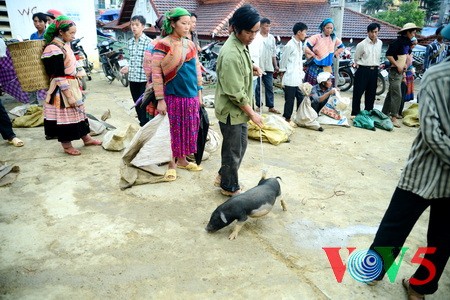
[42,16,101,155]
[304,18,345,85]
[152,8,203,181]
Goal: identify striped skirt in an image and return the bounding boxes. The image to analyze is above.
[44,103,90,142]
[404,71,414,101]
[166,94,200,158]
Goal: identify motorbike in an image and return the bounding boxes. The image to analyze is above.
[97,39,129,87]
[71,37,93,90]
[337,59,354,92]
[199,41,219,84]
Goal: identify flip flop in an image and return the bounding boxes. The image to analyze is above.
[177,162,203,171]
[8,137,24,147]
[163,168,177,181]
[63,147,81,156]
[84,139,102,146]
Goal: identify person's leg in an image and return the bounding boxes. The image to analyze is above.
[370,188,430,281]
[381,90,391,115]
[255,77,262,108]
[388,71,403,119]
[398,81,407,116]
[218,118,244,193]
[129,81,149,127]
[295,87,304,110]
[364,68,378,112]
[351,68,366,115]
[263,72,275,108]
[0,100,15,141]
[409,197,450,295]
[283,86,296,121]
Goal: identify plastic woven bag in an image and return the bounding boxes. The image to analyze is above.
[353,110,375,131]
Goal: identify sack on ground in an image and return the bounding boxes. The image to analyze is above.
[370,109,393,131]
[120,114,172,189]
[293,82,321,130]
[248,114,294,145]
[353,110,375,131]
[12,105,43,127]
[319,91,350,120]
[402,103,420,127]
[102,123,140,151]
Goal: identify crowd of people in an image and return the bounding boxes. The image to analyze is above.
[1,5,449,298]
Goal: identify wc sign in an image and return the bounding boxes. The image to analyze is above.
[322,247,437,284]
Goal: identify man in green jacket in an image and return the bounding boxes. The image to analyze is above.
[215,4,263,196]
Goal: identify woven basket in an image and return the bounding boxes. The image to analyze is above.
[7,40,49,92]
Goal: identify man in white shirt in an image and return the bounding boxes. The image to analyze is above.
[255,18,280,113]
[351,23,382,117]
[248,31,263,95]
[279,22,308,122]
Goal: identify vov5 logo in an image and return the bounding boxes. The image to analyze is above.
[323,247,436,284]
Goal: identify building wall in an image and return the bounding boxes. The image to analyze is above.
[5,0,100,66]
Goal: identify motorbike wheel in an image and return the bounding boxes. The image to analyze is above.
[337,68,353,91]
[113,63,129,87]
[80,76,87,91]
[120,73,129,87]
[376,73,386,96]
[102,63,113,81]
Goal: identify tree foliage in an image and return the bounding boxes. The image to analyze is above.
[374,1,426,28]
[419,0,441,20]
[363,0,393,15]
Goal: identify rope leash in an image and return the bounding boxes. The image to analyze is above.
[258,75,267,178]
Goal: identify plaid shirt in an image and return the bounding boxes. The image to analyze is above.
[127,34,152,82]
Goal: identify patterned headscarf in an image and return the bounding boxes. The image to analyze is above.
[44,15,76,44]
[319,18,336,40]
[162,7,190,36]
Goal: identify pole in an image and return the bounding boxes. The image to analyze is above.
[330,0,345,88]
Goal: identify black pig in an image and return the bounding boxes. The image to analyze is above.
[206,176,286,240]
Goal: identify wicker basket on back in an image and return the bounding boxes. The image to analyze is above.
[7,40,49,92]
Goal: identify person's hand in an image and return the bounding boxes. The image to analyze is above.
[250,113,263,128]
[253,65,263,77]
[68,97,77,107]
[120,66,129,74]
[157,99,167,115]
[396,65,403,74]
[274,66,279,73]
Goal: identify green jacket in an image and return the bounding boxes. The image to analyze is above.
[214,33,253,125]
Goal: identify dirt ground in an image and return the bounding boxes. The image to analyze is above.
[1,72,449,299]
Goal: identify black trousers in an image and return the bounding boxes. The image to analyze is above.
[218,116,247,193]
[370,187,450,295]
[283,86,303,121]
[129,81,149,127]
[351,66,378,116]
[0,100,15,140]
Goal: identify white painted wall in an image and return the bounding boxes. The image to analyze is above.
[5,0,100,67]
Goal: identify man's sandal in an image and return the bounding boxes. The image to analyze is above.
[8,137,24,147]
[402,278,425,300]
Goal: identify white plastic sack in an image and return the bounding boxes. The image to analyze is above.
[318,91,350,127]
[129,114,172,167]
[205,128,221,153]
[102,123,140,151]
[88,118,106,136]
[293,83,322,130]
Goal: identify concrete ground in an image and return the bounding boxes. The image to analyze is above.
[1,73,448,299]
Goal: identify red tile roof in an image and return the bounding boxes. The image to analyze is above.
[105,0,406,42]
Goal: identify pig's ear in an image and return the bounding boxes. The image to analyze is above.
[220,211,228,224]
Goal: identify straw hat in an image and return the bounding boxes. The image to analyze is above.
[398,23,422,34]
